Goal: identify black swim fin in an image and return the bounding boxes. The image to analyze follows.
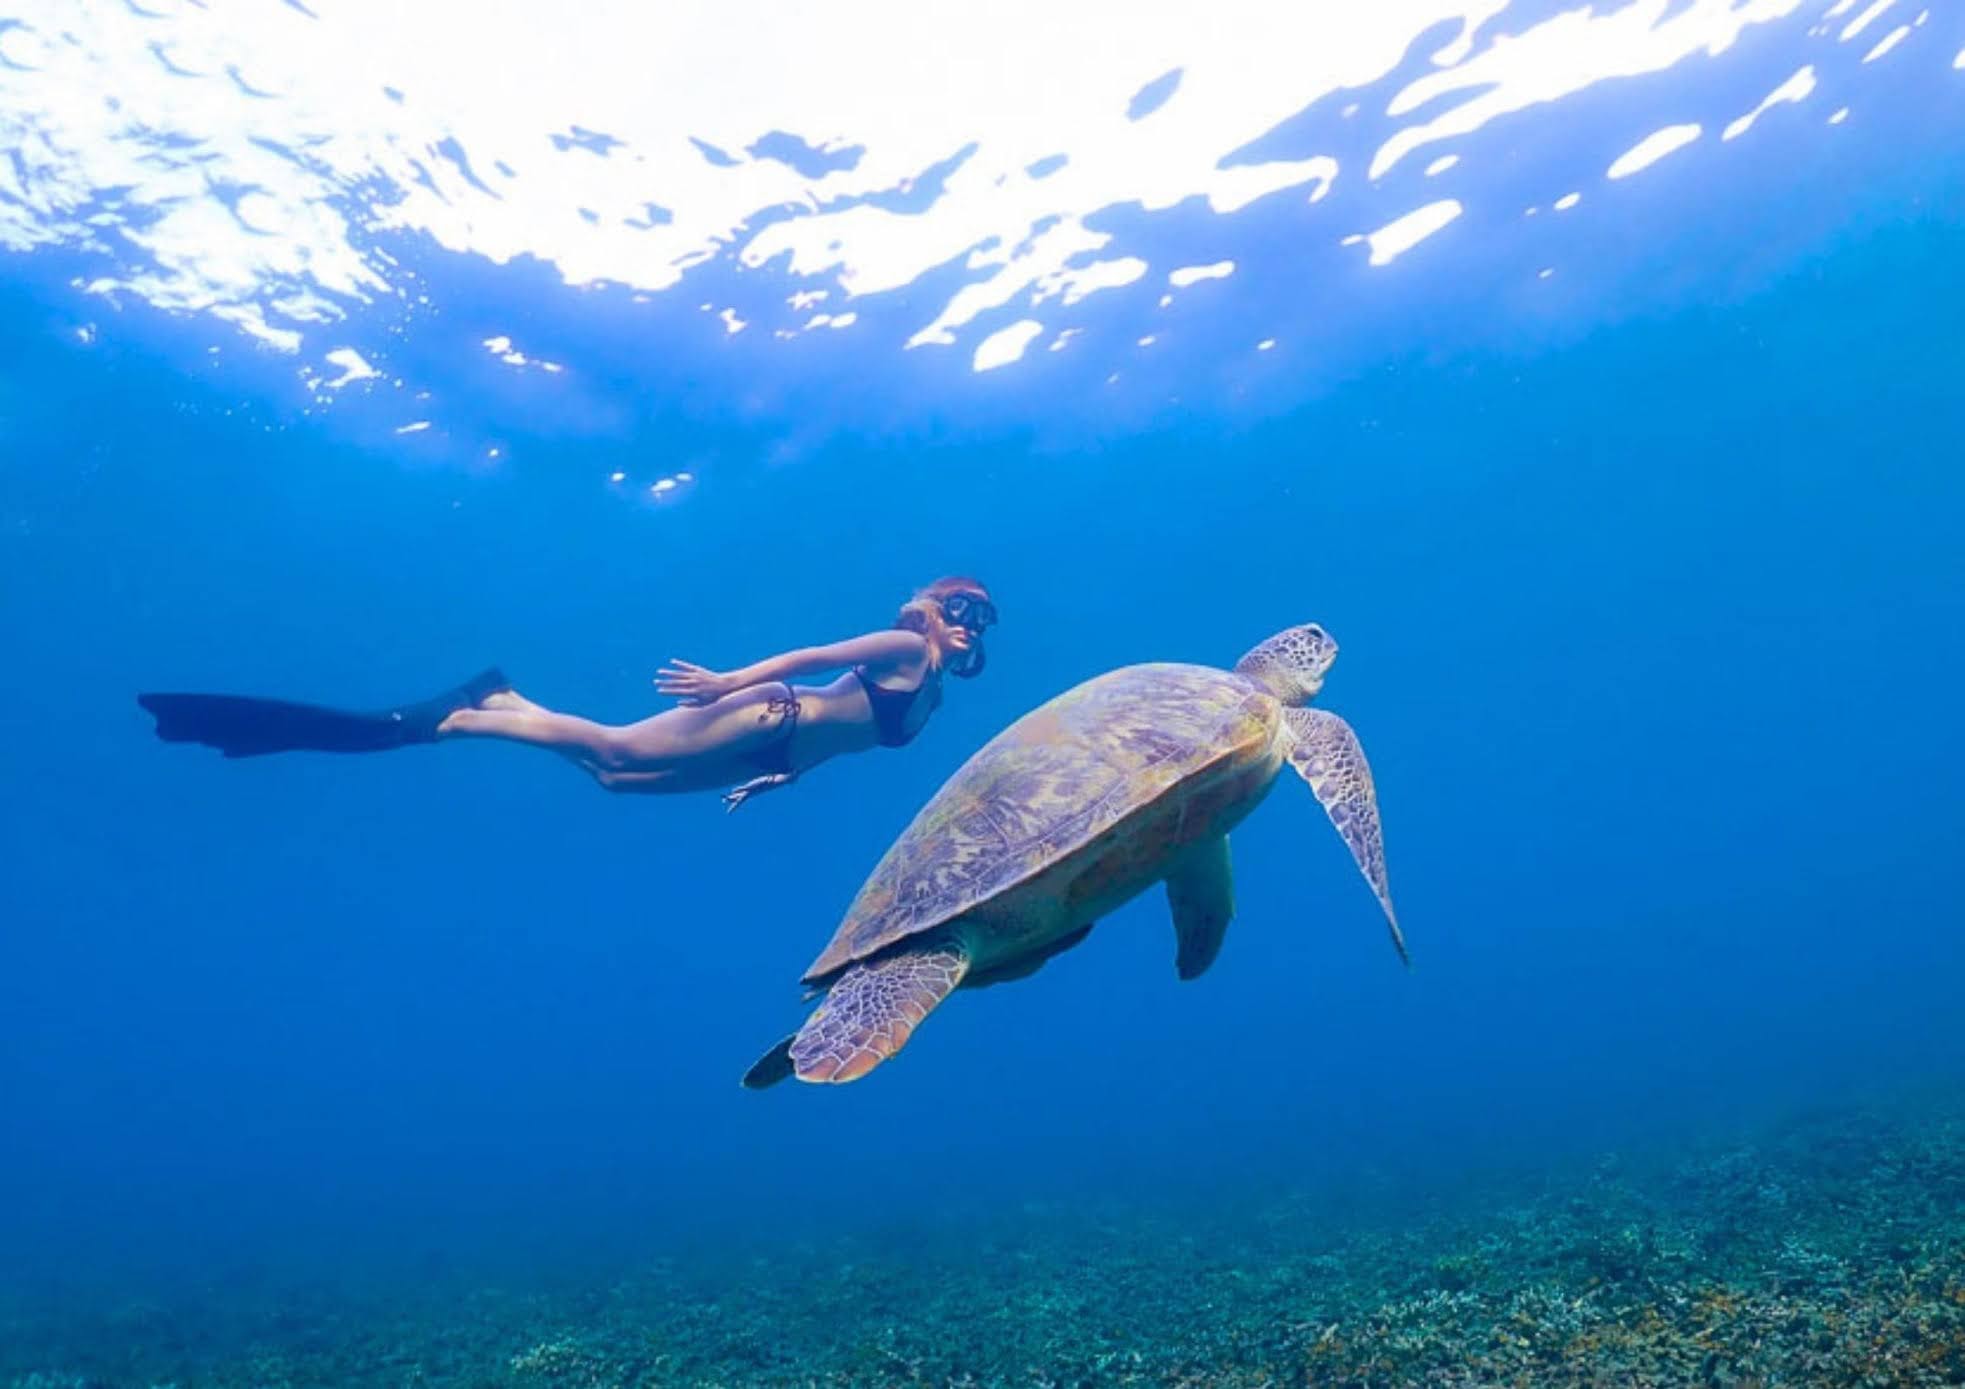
[137,667,509,758]
[741,1036,797,1090]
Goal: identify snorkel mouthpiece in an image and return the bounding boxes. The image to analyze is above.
[950,641,987,679]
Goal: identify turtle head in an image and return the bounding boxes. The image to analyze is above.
[1232,623,1337,706]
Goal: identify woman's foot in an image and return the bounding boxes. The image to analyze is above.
[437,685,535,735]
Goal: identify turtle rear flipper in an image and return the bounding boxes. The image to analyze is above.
[1166,835,1234,980]
[749,941,972,1088]
[1283,707,1407,965]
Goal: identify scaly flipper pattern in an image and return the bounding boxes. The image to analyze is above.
[787,942,971,1084]
[1284,707,1407,965]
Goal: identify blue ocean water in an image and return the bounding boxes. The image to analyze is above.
[4,5,1964,1384]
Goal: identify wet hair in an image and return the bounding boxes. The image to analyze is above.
[896,576,992,635]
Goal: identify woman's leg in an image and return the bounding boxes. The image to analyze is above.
[437,685,791,791]
[438,690,629,761]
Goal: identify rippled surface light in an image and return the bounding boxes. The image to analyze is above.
[1607,124,1704,179]
[1724,68,1819,140]
[0,0,1957,438]
[1359,200,1465,266]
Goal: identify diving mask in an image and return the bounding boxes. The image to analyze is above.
[941,590,995,679]
[940,590,997,633]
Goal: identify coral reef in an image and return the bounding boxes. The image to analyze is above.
[4,1096,1962,1387]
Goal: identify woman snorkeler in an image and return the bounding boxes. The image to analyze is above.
[137,577,997,811]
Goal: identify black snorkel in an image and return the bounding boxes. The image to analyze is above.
[948,641,987,679]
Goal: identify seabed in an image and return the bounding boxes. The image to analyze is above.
[6,1095,1962,1387]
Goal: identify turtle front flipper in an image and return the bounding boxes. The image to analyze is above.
[1166,835,1234,980]
[743,940,972,1088]
[1282,707,1408,965]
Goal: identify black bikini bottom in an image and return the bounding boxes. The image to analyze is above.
[744,684,800,775]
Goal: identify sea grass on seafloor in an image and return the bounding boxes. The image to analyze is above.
[5,1098,1963,1388]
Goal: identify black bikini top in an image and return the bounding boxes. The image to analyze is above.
[854,666,941,748]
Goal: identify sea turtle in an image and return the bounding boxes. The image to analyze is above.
[743,623,1405,1089]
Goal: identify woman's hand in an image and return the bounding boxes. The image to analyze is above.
[723,772,794,812]
[654,659,733,706]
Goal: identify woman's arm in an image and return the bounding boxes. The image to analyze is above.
[656,629,926,705]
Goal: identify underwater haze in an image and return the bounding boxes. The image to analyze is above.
[4,2,1965,1384]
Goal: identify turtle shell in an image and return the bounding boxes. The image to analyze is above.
[802,662,1276,981]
